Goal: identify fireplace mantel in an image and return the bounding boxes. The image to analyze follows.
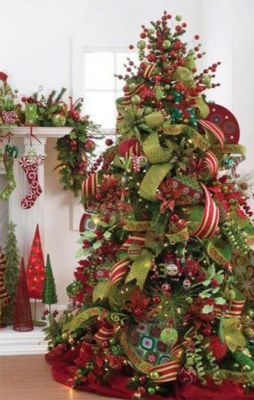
[1,126,72,262]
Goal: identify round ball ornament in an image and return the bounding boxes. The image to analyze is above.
[79,213,97,233]
[207,103,240,144]
[160,327,178,345]
[183,278,191,289]
[166,263,178,276]
[52,113,66,127]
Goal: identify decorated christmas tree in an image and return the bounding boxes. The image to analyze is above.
[4,222,19,324]
[13,257,33,331]
[46,12,254,399]
[0,248,9,327]
[43,254,57,311]
[26,224,45,299]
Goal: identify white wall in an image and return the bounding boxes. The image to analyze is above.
[0,0,253,304]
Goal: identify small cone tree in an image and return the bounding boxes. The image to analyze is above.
[26,224,45,299]
[13,257,33,331]
[0,248,9,327]
[43,254,57,313]
[4,222,19,324]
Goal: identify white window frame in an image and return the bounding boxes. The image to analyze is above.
[71,39,135,230]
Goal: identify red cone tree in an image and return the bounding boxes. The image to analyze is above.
[13,257,33,331]
[26,224,45,299]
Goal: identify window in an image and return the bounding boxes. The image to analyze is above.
[83,49,138,129]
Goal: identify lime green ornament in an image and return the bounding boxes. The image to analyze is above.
[144,111,164,129]
[52,113,66,127]
[148,387,156,395]
[137,40,146,50]
[160,327,178,345]
[175,15,182,21]
[131,95,141,104]
[162,40,171,50]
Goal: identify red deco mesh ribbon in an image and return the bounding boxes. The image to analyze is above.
[13,258,33,332]
[193,183,220,239]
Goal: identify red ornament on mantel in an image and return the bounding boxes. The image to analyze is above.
[26,224,45,299]
[13,257,33,331]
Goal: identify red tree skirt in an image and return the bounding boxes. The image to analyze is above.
[45,350,254,400]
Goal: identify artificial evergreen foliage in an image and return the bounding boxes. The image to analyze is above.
[4,222,19,324]
[43,254,57,306]
[0,248,9,327]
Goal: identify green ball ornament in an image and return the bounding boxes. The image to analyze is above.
[131,95,141,104]
[162,40,171,49]
[148,387,156,395]
[175,15,182,21]
[137,40,146,50]
[247,309,254,319]
[160,327,178,345]
[52,113,66,127]
[128,82,136,91]
[150,371,159,380]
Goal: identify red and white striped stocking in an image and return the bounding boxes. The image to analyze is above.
[19,155,45,209]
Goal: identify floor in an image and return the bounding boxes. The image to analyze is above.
[0,355,116,400]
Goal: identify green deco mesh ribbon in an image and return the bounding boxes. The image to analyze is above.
[139,163,170,201]
[143,131,171,163]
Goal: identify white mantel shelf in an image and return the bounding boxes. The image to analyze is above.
[0,326,48,355]
[1,126,72,138]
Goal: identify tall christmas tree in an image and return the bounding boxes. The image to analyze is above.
[26,224,45,299]
[0,248,9,327]
[4,222,19,324]
[43,254,57,312]
[46,12,254,399]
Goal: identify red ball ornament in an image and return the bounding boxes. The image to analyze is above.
[84,139,95,152]
[105,138,113,146]
[208,336,228,361]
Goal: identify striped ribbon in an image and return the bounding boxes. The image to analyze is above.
[199,119,224,147]
[82,172,98,197]
[193,183,220,239]
[120,233,146,251]
[143,64,156,78]
[203,150,219,176]
[150,360,180,382]
[110,258,130,285]
[123,83,145,104]
[94,325,117,342]
[215,300,246,317]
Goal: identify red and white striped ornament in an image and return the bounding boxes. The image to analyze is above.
[150,360,180,382]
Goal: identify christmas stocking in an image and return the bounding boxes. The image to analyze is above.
[19,155,45,209]
[0,145,18,201]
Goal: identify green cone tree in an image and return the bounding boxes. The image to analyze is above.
[4,222,19,324]
[43,254,57,311]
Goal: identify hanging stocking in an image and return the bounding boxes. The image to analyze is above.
[19,154,45,209]
[0,144,18,201]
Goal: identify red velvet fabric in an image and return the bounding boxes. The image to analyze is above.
[45,351,254,400]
